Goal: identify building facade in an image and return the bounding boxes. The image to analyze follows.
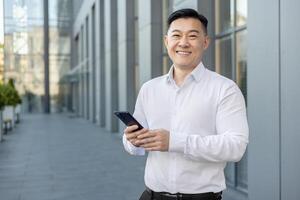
[1,0,298,199]
[68,0,300,199]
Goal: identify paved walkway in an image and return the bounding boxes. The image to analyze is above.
[0,114,146,200]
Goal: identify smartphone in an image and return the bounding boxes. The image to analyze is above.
[114,111,144,131]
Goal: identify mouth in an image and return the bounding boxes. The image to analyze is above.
[176,50,192,56]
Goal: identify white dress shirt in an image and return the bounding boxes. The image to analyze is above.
[123,62,249,194]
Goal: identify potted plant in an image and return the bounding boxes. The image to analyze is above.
[0,83,5,141]
[2,83,19,132]
[8,79,22,123]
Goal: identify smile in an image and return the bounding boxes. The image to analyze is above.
[176,51,191,55]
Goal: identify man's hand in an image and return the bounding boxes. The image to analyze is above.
[124,125,148,147]
[135,129,170,151]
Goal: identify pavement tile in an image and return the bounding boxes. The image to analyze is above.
[0,114,146,200]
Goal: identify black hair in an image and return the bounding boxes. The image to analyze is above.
[167,8,208,34]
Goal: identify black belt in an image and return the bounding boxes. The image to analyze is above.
[146,187,222,200]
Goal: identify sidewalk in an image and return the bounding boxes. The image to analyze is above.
[0,114,146,200]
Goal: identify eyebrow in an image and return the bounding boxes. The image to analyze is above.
[171,29,200,34]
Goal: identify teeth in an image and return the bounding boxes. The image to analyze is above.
[176,51,190,55]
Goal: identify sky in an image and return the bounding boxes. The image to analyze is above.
[0,0,3,44]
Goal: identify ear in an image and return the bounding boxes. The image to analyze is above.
[203,36,210,50]
[164,35,169,49]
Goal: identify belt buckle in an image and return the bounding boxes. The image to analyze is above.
[176,193,183,200]
[163,193,183,200]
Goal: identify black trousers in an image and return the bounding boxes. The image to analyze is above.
[139,189,222,200]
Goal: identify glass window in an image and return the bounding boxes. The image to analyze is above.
[236,30,247,101]
[215,0,248,196]
[4,0,45,112]
[215,36,233,79]
[215,0,234,34]
[0,0,4,82]
[237,150,248,190]
[236,0,247,27]
[225,162,235,187]
[236,30,247,191]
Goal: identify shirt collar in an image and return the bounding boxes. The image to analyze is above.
[166,62,206,84]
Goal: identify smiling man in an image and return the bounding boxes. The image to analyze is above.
[123,8,249,200]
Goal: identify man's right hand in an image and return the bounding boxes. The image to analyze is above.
[124,125,148,147]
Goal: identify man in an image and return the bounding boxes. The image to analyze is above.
[123,8,248,200]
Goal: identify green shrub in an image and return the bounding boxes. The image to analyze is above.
[0,83,20,108]
[0,84,5,110]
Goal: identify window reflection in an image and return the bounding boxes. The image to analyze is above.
[236,30,247,101]
[237,0,247,27]
[215,36,233,79]
[0,0,4,82]
[215,0,234,34]
[3,0,72,112]
[4,0,45,112]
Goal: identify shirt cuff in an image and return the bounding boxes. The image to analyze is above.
[169,132,187,153]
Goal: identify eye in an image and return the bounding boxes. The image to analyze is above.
[171,34,181,38]
[188,35,198,39]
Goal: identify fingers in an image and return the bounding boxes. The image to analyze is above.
[137,131,156,139]
[124,125,139,133]
[124,125,148,141]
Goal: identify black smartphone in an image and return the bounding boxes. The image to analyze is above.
[114,111,144,131]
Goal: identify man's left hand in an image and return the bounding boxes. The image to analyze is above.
[135,129,170,151]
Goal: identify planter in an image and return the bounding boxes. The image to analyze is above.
[14,104,21,123]
[3,106,15,132]
[0,110,3,142]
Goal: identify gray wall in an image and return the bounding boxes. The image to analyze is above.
[248,0,300,199]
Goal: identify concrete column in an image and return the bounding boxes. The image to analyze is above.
[84,17,89,120]
[88,6,96,123]
[117,0,136,132]
[248,0,280,199]
[280,0,300,199]
[138,0,162,87]
[104,0,118,132]
[79,27,84,117]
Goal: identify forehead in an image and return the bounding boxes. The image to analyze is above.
[168,17,203,32]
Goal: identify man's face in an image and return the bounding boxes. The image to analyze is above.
[164,17,209,70]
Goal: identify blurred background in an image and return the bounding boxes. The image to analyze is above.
[0,0,299,200]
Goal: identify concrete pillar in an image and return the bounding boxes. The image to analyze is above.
[104,0,118,132]
[117,0,136,132]
[138,0,162,87]
[248,0,280,199]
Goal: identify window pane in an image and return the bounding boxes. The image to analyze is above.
[215,0,234,34]
[236,30,247,102]
[0,0,3,82]
[215,36,233,79]
[237,149,248,190]
[236,30,248,191]
[4,0,45,112]
[237,0,247,27]
[225,162,235,186]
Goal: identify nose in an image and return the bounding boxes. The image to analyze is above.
[178,36,189,48]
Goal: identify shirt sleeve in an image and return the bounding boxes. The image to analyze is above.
[169,83,249,163]
[122,85,148,156]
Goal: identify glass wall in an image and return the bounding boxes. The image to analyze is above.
[49,0,72,113]
[4,0,45,112]
[215,0,248,194]
[0,0,4,83]
[3,0,72,113]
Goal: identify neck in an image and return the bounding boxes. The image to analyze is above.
[173,65,196,86]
